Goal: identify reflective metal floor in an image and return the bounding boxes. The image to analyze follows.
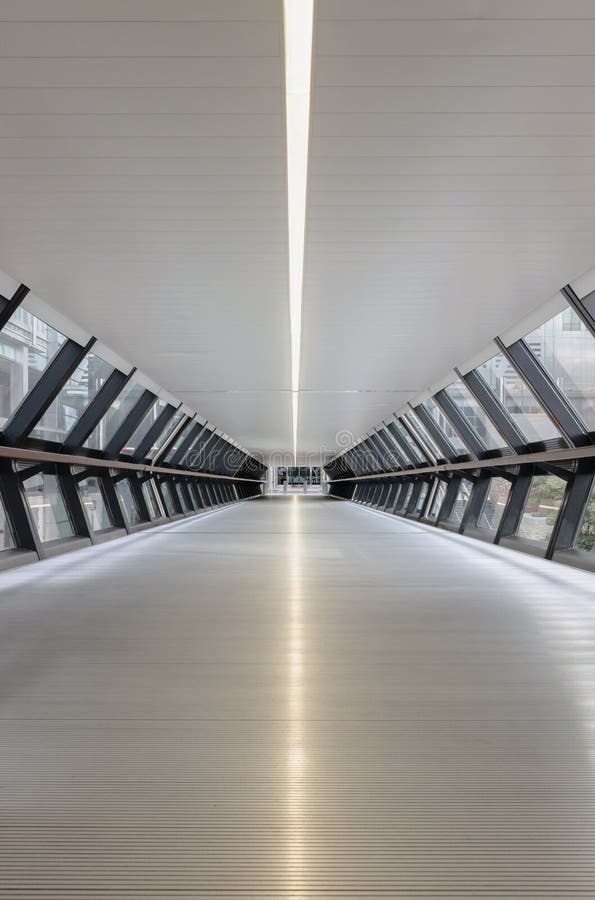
[1,495,595,898]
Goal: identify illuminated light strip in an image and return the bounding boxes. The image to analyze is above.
[283,0,314,463]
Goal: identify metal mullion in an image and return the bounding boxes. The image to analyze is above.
[58,465,94,543]
[385,421,417,467]
[458,367,525,453]
[561,284,595,338]
[0,283,29,331]
[152,414,191,466]
[413,403,457,460]
[133,402,179,462]
[433,390,482,459]
[348,445,367,476]
[344,448,362,476]
[398,415,435,465]
[62,367,134,453]
[496,468,533,542]
[377,425,409,469]
[547,464,593,557]
[367,434,392,473]
[169,421,203,468]
[495,337,590,448]
[340,454,357,477]
[436,476,459,525]
[0,459,43,557]
[129,473,150,523]
[371,429,403,471]
[100,471,128,532]
[206,436,230,475]
[193,428,219,471]
[104,389,157,459]
[4,337,96,446]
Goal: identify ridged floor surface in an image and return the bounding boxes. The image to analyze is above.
[1,495,595,898]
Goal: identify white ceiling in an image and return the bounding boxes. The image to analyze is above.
[1,1,595,460]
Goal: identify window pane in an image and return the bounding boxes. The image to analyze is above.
[414,482,429,514]
[160,481,178,516]
[121,398,167,456]
[517,475,566,545]
[476,353,561,444]
[84,380,145,451]
[403,410,441,459]
[399,483,413,512]
[427,480,447,521]
[0,494,14,550]
[141,480,163,519]
[164,420,195,464]
[447,480,472,525]
[79,476,112,531]
[115,479,142,525]
[146,410,184,461]
[524,306,595,431]
[0,306,66,429]
[420,398,469,456]
[444,379,508,451]
[32,352,114,443]
[389,420,424,464]
[23,473,73,542]
[576,480,595,552]
[176,482,192,512]
[476,477,511,533]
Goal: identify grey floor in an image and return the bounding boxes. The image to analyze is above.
[1,495,595,898]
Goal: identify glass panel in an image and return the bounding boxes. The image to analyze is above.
[121,398,167,456]
[115,479,143,525]
[420,398,469,456]
[164,420,195,464]
[476,353,561,443]
[0,494,14,550]
[0,306,66,429]
[524,306,595,431]
[427,480,447,521]
[142,479,165,519]
[160,481,178,516]
[414,482,429,514]
[444,379,508,451]
[84,380,145,451]
[393,419,426,464]
[146,410,185,461]
[576,479,595,552]
[517,475,566,545]
[447,480,473,525]
[176,482,192,512]
[403,410,441,460]
[23,472,74,542]
[476,477,511,533]
[79,476,112,531]
[398,483,413,511]
[32,352,114,443]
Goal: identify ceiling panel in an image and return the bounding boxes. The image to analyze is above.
[299,0,595,456]
[0,0,291,457]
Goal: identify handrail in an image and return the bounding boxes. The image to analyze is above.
[0,445,263,483]
[328,443,595,482]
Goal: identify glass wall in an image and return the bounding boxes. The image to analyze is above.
[419,398,469,456]
[516,475,566,545]
[115,479,143,526]
[476,478,511,534]
[446,479,473,526]
[577,480,595,552]
[0,306,66,429]
[23,473,74,543]
[403,410,441,461]
[79,476,112,531]
[426,480,447,521]
[444,379,508,451]
[85,380,146,452]
[32,352,114,443]
[475,353,561,444]
[146,410,185,461]
[121,398,167,457]
[142,480,165,520]
[524,307,595,431]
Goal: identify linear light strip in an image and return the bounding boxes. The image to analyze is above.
[284,0,314,463]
